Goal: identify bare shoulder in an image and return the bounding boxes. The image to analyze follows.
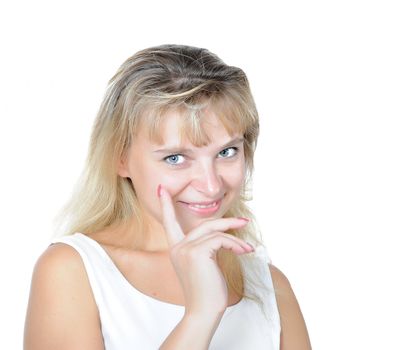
[268,263,312,350]
[35,242,86,271]
[268,264,291,293]
[24,242,104,350]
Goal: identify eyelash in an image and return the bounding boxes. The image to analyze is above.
[163,147,240,166]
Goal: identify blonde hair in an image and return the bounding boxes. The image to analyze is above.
[52,44,274,318]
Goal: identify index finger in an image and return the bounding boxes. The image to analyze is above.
[158,184,185,246]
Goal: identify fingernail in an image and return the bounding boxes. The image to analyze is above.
[246,241,255,251]
[238,217,250,222]
[157,184,162,198]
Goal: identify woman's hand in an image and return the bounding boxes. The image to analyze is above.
[158,184,254,316]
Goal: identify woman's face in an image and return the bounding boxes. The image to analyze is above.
[118,109,246,235]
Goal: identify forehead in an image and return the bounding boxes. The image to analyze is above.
[137,108,240,148]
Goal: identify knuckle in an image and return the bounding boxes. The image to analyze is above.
[169,243,182,258]
[205,231,225,241]
[174,244,195,260]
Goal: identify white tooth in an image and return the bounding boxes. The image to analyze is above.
[190,201,217,209]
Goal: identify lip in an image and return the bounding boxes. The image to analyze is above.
[179,198,222,216]
[181,198,223,206]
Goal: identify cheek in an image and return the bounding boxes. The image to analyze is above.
[157,171,190,195]
[133,170,182,220]
[129,163,172,205]
[223,161,246,187]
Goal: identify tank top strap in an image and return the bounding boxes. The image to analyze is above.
[244,244,280,348]
[252,243,273,263]
[49,232,116,313]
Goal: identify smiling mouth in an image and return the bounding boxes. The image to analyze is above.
[179,195,225,207]
[179,198,223,215]
[185,201,218,208]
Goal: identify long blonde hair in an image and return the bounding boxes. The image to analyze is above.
[52,44,274,317]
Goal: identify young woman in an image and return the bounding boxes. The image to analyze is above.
[24,44,312,349]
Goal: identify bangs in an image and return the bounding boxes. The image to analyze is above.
[136,91,257,147]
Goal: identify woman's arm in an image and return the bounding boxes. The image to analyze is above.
[23,244,104,350]
[269,264,312,350]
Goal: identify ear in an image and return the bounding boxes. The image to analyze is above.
[117,152,130,178]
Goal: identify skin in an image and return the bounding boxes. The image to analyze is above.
[117,108,247,252]
[24,107,312,349]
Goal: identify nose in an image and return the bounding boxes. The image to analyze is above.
[192,162,224,199]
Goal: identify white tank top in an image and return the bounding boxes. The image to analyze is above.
[50,233,280,349]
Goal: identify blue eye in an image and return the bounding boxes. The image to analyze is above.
[218,147,239,158]
[164,154,186,165]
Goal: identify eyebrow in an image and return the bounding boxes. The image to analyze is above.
[153,137,244,154]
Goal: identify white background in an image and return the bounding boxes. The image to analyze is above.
[1,0,418,349]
